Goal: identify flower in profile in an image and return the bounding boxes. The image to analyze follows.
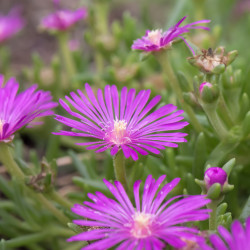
[68,175,211,249]
[40,4,87,32]
[0,8,24,43]
[204,167,227,189]
[53,84,188,160]
[0,75,57,143]
[131,16,210,55]
[200,218,250,250]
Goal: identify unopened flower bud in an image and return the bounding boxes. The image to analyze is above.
[199,82,219,103]
[227,50,238,65]
[204,167,227,188]
[183,92,198,107]
[199,82,212,93]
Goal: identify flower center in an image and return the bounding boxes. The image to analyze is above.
[147,29,162,46]
[130,212,154,238]
[105,120,131,146]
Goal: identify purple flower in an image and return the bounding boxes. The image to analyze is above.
[204,167,227,189]
[0,8,24,43]
[68,175,211,249]
[131,16,210,55]
[201,218,250,250]
[0,75,57,143]
[53,84,188,160]
[40,7,87,32]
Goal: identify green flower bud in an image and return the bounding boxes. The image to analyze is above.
[183,92,198,107]
[199,82,219,103]
[227,50,238,65]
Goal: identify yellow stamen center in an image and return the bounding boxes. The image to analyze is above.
[113,120,127,134]
[110,120,128,145]
[147,29,162,46]
[130,212,153,238]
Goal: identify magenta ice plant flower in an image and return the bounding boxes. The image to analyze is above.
[68,175,211,249]
[0,75,57,143]
[40,6,87,32]
[53,84,188,160]
[200,218,250,250]
[0,8,24,43]
[131,16,210,55]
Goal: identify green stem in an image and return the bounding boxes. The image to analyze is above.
[158,53,183,100]
[208,202,217,231]
[49,190,73,210]
[93,1,109,78]
[95,52,104,76]
[201,103,228,140]
[0,143,69,225]
[157,53,204,133]
[95,1,109,34]
[0,143,25,181]
[57,32,77,85]
[113,151,128,191]
[205,74,213,82]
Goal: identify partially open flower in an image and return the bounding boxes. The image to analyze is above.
[131,16,210,54]
[0,8,24,43]
[187,47,238,74]
[40,7,87,32]
[204,167,227,189]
